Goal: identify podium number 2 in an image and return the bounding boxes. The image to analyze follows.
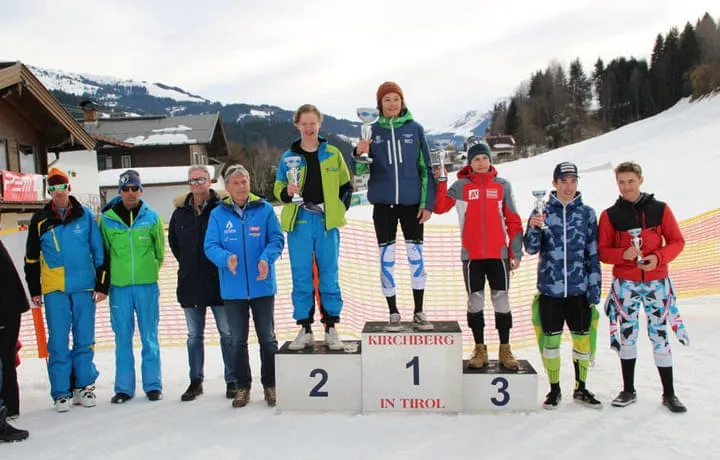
[309,368,329,397]
[406,356,420,386]
[491,377,510,406]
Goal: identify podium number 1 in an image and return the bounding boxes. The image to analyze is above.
[406,356,420,386]
[309,368,329,397]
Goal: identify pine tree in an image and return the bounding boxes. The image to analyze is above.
[505,97,520,136]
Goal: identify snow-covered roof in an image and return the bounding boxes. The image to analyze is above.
[84,114,220,146]
[98,166,218,187]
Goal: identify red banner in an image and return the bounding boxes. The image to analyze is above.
[1,170,39,201]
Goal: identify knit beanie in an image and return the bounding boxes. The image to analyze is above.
[118,169,143,192]
[376,81,404,109]
[47,167,69,186]
[466,141,492,164]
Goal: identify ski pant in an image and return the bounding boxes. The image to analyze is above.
[0,313,20,414]
[532,294,592,384]
[109,283,162,396]
[288,209,342,322]
[605,277,674,367]
[44,291,99,400]
[373,204,427,297]
[463,259,512,332]
[224,296,277,389]
[184,305,235,384]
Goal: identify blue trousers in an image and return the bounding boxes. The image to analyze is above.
[44,291,99,400]
[224,297,277,389]
[109,283,161,396]
[287,209,342,321]
[183,306,235,383]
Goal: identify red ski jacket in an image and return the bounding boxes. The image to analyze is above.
[435,165,523,261]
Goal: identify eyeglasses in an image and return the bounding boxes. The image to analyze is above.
[47,184,69,193]
[121,186,140,193]
[188,177,208,185]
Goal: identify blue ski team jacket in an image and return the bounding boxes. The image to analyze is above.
[204,194,285,300]
[524,191,602,305]
[353,110,436,211]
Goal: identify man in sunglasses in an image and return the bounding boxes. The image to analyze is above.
[24,167,108,413]
[99,169,165,404]
[169,165,238,402]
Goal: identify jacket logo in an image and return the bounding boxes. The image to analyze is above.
[225,220,237,234]
[250,226,260,232]
[374,135,383,143]
[468,189,479,200]
[486,189,498,199]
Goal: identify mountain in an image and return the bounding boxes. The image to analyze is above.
[32,65,491,152]
[425,110,493,148]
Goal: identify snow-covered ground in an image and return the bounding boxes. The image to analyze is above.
[5,96,720,458]
[9,296,716,459]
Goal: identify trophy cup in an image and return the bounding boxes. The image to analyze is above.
[436,140,450,182]
[284,155,304,204]
[356,107,379,164]
[531,190,548,229]
[628,228,644,265]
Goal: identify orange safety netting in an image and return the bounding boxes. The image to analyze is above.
[13,208,720,357]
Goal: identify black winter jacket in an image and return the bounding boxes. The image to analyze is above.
[168,190,224,308]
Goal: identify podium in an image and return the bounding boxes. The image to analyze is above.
[361,321,463,413]
[462,359,538,412]
[275,340,362,412]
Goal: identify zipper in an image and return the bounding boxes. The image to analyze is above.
[241,213,251,299]
[562,204,568,297]
[129,211,135,285]
[480,175,487,258]
[390,120,399,204]
[51,228,60,252]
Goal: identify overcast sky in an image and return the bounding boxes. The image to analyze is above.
[1,1,715,129]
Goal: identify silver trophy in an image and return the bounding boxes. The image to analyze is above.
[628,228,644,265]
[284,155,304,204]
[356,107,379,164]
[531,190,548,229]
[436,140,450,182]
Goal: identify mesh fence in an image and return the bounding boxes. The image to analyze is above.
[11,207,720,357]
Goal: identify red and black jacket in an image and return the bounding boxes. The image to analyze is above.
[598,193,684,282]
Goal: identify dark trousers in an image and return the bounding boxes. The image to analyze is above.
[224,296,278,389]
[0,313,21,415]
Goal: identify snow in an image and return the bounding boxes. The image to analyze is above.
[30,66,208,104]
[10,296,718,458]
[426,109,492,138]
[492,143,514,149]
[236,109,273,122]
[7,96,720,458]
[124,133,198,146]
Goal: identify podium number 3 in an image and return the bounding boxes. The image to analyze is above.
[406,356,420,386]
[491,377,510,406]
[309,368,329,397]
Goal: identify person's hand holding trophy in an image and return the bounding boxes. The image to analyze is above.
[530,190,548,229]
[284,155,304,204]
[355,108,378,164]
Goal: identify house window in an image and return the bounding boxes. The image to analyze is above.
[0,139,7,170]
[97,155,113,171]
[19,145,37,173]
[192,151,207,165]
[121,155,132,168]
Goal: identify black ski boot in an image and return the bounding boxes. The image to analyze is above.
[0,407,29,442]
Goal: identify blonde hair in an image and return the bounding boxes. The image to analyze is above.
[293,104,323,124]
[614,161,643,177]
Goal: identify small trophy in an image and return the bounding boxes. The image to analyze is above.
[284,155,304,204]
[436,140,450,182]
[628,228,645,265]
[356,107,379,164]
[531,190,548,229]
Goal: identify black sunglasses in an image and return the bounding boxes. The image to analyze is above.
[188,177,208,185]
[121,186,140,192]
